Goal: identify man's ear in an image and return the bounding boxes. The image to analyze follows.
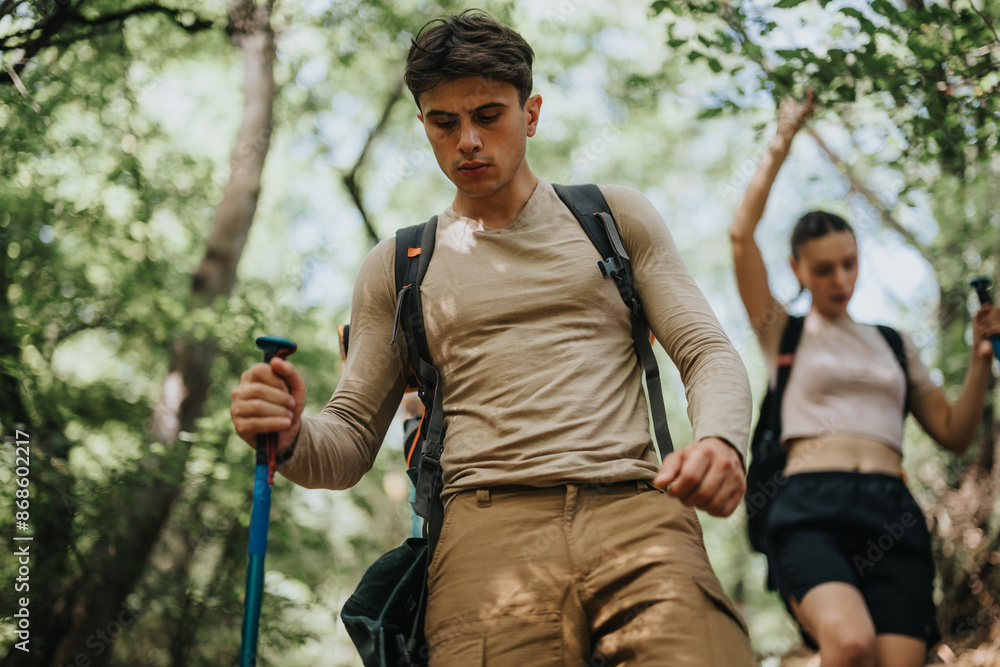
[417,111,424,124]
[525,94,542,138]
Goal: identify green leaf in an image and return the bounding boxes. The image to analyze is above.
[775,48,804,60]
[775,0,807,7]
[870,0,901,22]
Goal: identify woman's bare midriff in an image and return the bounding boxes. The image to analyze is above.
[784,434,903,477]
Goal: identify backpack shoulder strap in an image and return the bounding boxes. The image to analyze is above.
[773,312,804,389]
[778,316,806,368]
[391,218,447,557]
[390,218,445,662]
[552,183,638,309]
[756,314,806,451]
[552,183,673,460]
[393,222,426,295]
[744,313,804,556]
[552,184,617,271]
[875,324,909,417]
[391,218,437,361]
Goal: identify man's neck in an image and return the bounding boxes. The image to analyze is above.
[451,165,538,230]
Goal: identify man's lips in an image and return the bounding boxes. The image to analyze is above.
[457,162,489,177]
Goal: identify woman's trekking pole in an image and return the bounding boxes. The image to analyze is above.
[970,277,1000,366]
[240,335,297,667]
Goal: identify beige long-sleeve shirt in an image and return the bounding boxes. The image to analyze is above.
[280,180,752,499]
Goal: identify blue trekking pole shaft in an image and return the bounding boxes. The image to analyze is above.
[240,335,297,667]
[971,278,1000,364]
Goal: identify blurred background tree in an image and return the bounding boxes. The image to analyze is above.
[0,0,997,665]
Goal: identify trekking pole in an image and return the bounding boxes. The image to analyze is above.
[240,335,297,667]
[970,277,1000,365]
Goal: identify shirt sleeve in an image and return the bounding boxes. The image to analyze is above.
[277,238,409,490]
[601,185,753,464]
[901,331,940,405]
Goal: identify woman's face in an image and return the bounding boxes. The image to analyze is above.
[790,230,859,318]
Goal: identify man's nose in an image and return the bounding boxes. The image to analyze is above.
[457,122,482,153]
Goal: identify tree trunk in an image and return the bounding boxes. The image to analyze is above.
[40,2,276,665]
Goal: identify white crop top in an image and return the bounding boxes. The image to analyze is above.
[759,311,939,452]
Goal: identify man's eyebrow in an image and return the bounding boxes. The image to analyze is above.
[424,102,509,117]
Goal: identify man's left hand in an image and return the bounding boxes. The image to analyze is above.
[652,437,746,518]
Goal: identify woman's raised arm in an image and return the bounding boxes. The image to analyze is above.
[730,93,816,333]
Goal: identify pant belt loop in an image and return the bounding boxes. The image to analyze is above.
[636,480,644,494]
[476,488,491,508]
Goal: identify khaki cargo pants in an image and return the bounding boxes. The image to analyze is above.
[425,481,753,666]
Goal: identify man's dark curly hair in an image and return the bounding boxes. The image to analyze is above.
[404,9,534,110]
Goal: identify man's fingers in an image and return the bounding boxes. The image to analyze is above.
[231,359,307,447]
[654,439,748,516]
[232,397,294,421]
[242,361,290,389]
[653,449,686,489]
[683,463,727,509]
[270,358,307,406]
[232,380,296,411]
[233,415,294,439]
[664,448,711,501]
[717,485,745,518]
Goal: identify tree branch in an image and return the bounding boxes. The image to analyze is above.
[341,76,406,246]
[0,1,214,86]
[969,2,1000,48]
[806,127,930,259]
[67,3,214,32]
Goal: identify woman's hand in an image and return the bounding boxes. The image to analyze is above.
[912,303,1000,455]
[972,304,1000,361]
[775,90,817,143]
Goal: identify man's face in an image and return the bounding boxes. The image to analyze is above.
[417,77,541,200]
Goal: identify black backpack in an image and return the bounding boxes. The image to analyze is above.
[744,314,910,586]
[341,184,676,667]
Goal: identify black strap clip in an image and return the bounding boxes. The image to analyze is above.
[598,256,625,281]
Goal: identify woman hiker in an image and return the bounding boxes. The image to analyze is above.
[729,93,1000,667]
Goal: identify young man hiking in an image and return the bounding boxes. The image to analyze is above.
[231,10,754,665]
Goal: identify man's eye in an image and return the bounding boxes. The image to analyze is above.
[478,114,498,123]
[435,120,456,129]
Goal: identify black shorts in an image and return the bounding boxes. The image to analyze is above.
[765,471,940,648]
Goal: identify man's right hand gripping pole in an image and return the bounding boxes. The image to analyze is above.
[231,349,308,457]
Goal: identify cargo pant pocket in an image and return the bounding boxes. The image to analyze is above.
[693,575,754,666]
[429,613,562,667]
